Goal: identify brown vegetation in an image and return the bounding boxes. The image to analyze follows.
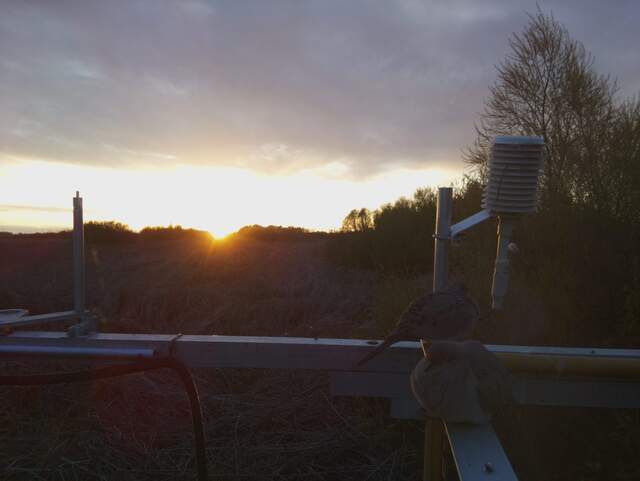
[1,9,639,481]
[1,233,430,480]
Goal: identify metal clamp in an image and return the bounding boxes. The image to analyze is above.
[168,333,184,358]
[432,233,451,241]
[66,312,99,338]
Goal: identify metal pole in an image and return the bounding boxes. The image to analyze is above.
[433,187,452,292]
[424,187,452,481]
[491,216,514,310]
[0,345,155,359]
[73,191,85,316]
[424,417,444,481]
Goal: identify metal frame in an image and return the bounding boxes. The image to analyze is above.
[2,190,640,481]
[2,331,638,375]
[3,331,638,481]
[445,423,518,481]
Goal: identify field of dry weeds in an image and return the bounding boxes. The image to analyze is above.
[1,234,638,480]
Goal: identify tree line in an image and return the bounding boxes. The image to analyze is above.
[333,11,640,345]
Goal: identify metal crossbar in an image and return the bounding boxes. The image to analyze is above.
[2,331,639,412]
[3,331,639,481]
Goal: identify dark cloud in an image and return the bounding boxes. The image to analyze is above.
[1,0,638,177]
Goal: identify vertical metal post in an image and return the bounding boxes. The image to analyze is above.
[73,191,85,316]
[424,187,452,481]
[424,417,444,481]
[433,187,452,292]
[491,216,514,310]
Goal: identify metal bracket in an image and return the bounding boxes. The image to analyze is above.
[445,422,518,480]
[2,192,98,338]
[432,233,452,241]
[66,312,99,338]
[0,311,98,337]
[450,210,493,239]
[1,311,77,331]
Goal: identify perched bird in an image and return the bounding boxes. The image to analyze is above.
[410,340,513,423]
[355,283,479,366]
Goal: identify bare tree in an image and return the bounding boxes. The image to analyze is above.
[465,10,620,207]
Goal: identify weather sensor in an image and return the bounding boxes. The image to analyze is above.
[433,136,544,309]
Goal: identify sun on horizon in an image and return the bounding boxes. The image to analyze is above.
[0,159,462,237]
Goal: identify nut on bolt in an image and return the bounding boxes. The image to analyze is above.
[483,462,494,474]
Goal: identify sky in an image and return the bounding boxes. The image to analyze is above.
[1,0,639,236]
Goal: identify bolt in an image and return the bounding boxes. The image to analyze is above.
[483,462,494,474]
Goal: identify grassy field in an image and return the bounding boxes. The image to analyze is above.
[1,233,639,480]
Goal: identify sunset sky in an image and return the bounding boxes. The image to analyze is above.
[1,1,639,236]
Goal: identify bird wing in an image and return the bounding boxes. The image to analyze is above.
[356,286,480,367]
[354,294,433,367]
[389,292,437,337]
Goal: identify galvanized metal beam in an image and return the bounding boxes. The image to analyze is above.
[433,187,452,292]
[3,330,639,481]
[428,187,453,481]
[72,192,85,316]
[445,423,518,481]
[13,331,636,377]
[0,311,80,329]
[0,332,422,371]
[0,344,154,359]
[2,332,640,414]
[450,209,492,238]
[330,371,640,413]
[2,332,638,377]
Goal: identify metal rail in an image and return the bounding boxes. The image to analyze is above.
[0,311,81,329]
[3,331,638,409]
[3,332,638,481]
[0,344,155,359]
[446,423,518,481]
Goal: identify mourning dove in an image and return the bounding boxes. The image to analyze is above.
[356,283,479,367]
[410,340,513,424]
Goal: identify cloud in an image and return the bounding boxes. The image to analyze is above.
[1,0,638,178]
[0,204,70,213]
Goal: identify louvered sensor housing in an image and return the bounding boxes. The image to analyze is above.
[482,136,544,215]
[484,136,544,310]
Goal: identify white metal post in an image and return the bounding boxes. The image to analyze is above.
[433,187,452,291]
[491,217,514,310]
[73,192,85,316]
[425,187,453,481]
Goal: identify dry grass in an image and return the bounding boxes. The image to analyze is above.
[1,235,639,480]
[0,236,422,480]
[0,360,422,480]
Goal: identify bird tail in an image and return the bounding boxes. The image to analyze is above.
[355,337,398,367]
